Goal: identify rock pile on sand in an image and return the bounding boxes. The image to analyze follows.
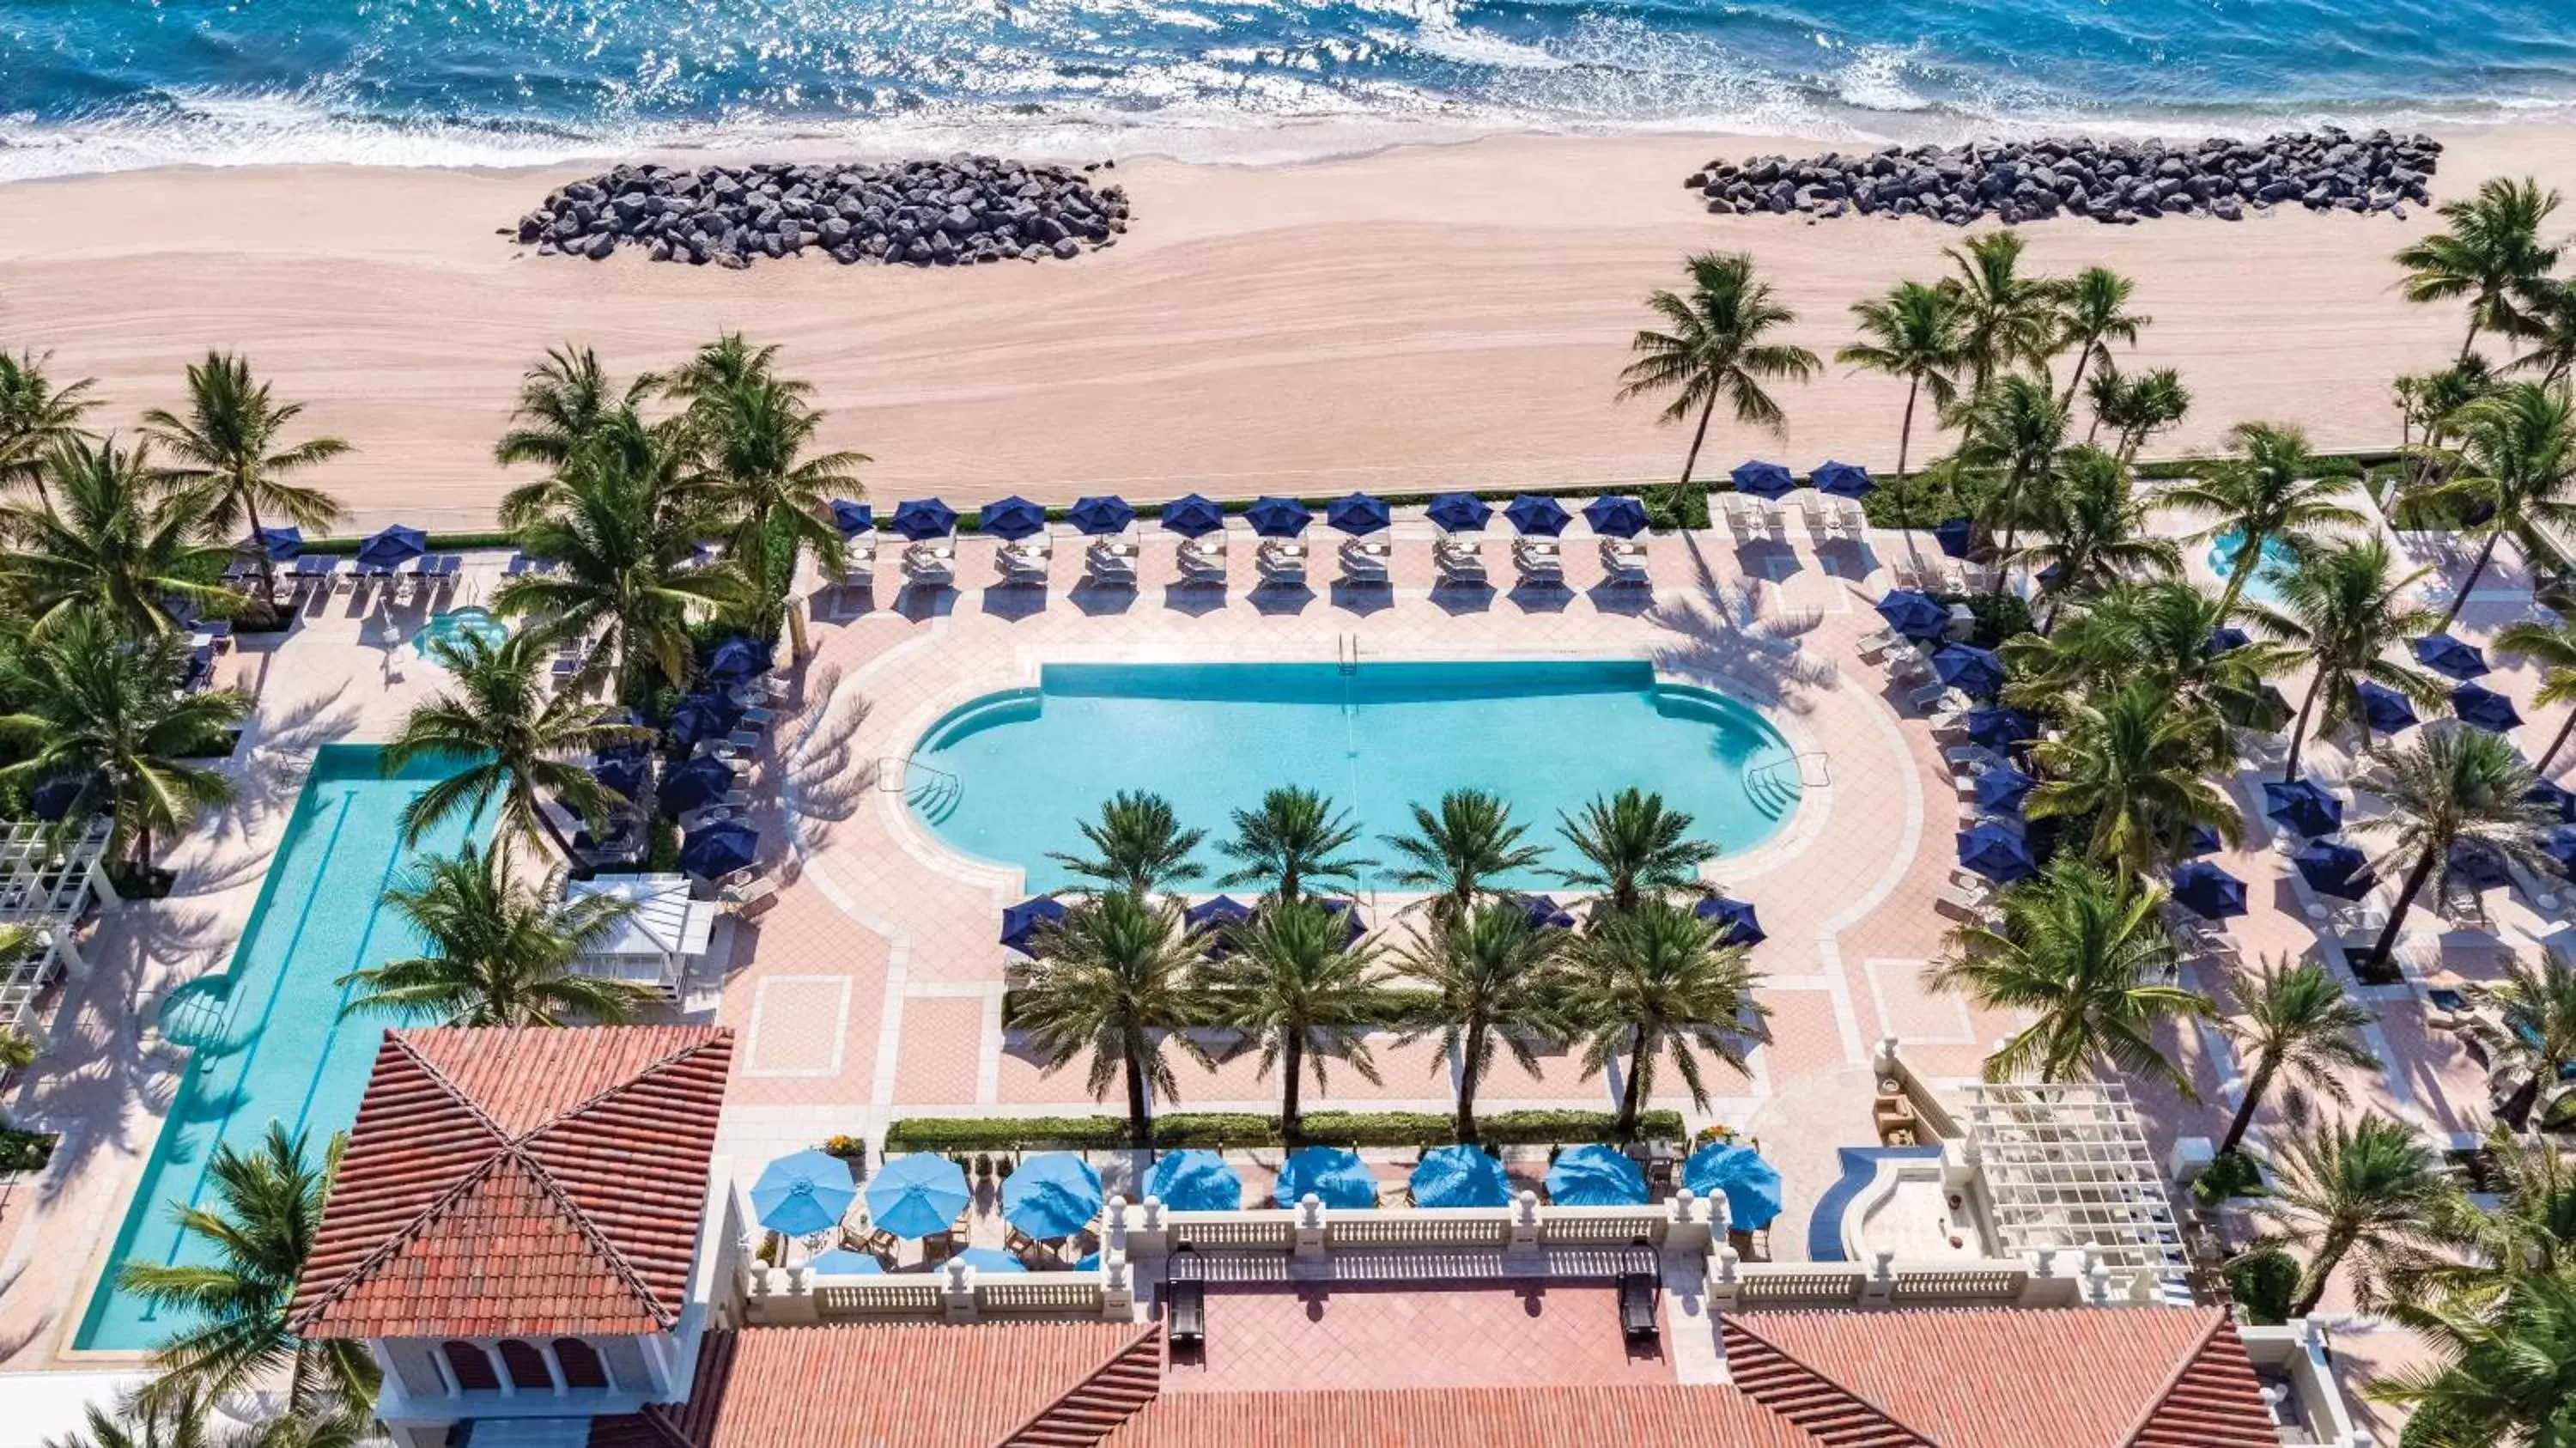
[1687,129,2441,224]
[513,157,1131,266]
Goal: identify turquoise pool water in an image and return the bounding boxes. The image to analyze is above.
[2208,528,2296,611]
[76,745,485,1352]
[411,606,509,656]
[908,660,1801,895]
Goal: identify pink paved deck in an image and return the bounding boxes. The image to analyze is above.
[1162,1281,1673,1392]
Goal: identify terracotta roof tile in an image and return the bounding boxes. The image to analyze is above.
[289,1025,732,1340]
[1103,1386,1825,1447]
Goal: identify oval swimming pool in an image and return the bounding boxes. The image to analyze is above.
[906,660,1802,894]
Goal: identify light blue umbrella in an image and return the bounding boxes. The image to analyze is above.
[1001,1153,1104,1239]
[1144,1149,1242,1212]
[1274,1146,1376,1208]
[1684,1141,1783,1229]
[751,1149,857,1237]
[954,1246,1028,1275]
[865,1153,972,1238]
[1544,1143,1647,1206]
[807,1248,884,1275]
[1410,1144,1511,1208]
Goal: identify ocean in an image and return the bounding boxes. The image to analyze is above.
[2,0,2573,179]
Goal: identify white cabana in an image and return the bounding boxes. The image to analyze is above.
[568,873,718,999]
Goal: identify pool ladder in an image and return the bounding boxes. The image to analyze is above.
[881,754,967,824]
[1336,634,1359,676]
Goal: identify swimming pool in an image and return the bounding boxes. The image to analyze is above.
[907,660,1801,895]
[76,745,485,1352]
[2208,528,2296,610]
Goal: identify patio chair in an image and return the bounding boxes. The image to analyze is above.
[1599,538,1649,585]
[1617,1273,1660,1341]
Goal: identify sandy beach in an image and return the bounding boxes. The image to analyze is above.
[3,124,2573,530]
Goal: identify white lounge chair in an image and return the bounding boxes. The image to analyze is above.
[998,538,1052,583]
[1435,536,1485,583]
[902,539,957,584]
[1511,538,1562,582]
[1257,538,1308,581]
[1178,534,1228,581]
[1598,538,1649,585]
[839,534,877,586]
[1084,538,1139,585]
[1339,538,1391,582]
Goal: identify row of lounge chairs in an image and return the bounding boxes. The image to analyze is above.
[866,532,1653,591]
[276,553,467,604]
[1722,494,1868,545]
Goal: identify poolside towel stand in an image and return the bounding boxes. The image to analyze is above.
[1617,1272,1659,1341]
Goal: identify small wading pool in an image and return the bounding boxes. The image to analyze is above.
[2208,528,2296,610]
[906,660,1804,895]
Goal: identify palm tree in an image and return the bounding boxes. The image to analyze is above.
[2026,679,2241,874]
[681,368,863,654]
[0,614,245,874]
[1559,896,1768,1139]
[115,1123,376,1415]
[2495,613,2576,772]
[2372,1270,2576,1448]
[2008,445,2179,628]
[993,890,1214,1144]
[381,628,646,859]
[2395,1123,2576,1307]
[2217,956,2376,1156]
[1217,787,1375,903]
[2393,176,2565,362]
[2399,355,2503,490]
[2488,950,2576,1131]
[2245,536,2445,779]
[1954,373,2069,589]
[1837,281,1961,479]
[1941,229,2060,391]
[495,344,663,474]
[1926,856,2211,1091]
[2353,728,2556,976]
[338,842,653,1025]
[2257,1112,2446,1315]
[140,352,349,612]
[0,437,234,638]
[0,349,100,505]
[2412,381,2576,629]
[39,1381,362,1448]
[2511,277,2576,386]
[2167,422,2367,615]
[1203,896,1390,1146]
[2085,364,2193,463]
[1047,791,1206,898]
[2002,580,2293,733]
[1382,789,1544,923]
[1615,252,1820,489]
[1554,788,1716,915]
[1393,904,1565,1142]
[2050,265,2148,409]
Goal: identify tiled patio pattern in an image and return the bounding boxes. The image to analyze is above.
[1162,1281,1672,1392]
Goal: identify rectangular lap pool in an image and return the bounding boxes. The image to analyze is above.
[76,745,483,1352]
[907,660,1802,895]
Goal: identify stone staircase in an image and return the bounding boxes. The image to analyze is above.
[1000,1326,1164,1446]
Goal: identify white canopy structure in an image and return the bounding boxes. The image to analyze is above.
[568,873,718,999]
[1962,1080,2189,1296]
[0,818,112,1036]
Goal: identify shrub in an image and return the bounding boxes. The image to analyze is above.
[1643,482,1710,532]
[821,1134,864,1161]
[2190,1148,2264,1205]
[2224,1245,2301,1326]
[0,1128,58,1174]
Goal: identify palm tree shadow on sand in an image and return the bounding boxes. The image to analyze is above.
[1643,532,1838,715]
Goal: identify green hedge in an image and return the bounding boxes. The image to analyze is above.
[296,529,519,556]
[0,1129,58,1174]
[882,1107,1686,1154]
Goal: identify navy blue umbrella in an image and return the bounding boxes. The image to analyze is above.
[1505,495,1572,536]
[2451,682,2523,732]
[2205,626,2251,655]
[1965,708,2039,748]
[1244,496,1313,538]
[2180,823,2223,858]
[1066,496,1137,536]
[669,691,745,748]
[593,756,647,804]
[1320,898,1368,947]
[1694,897,1765,946]
[1974,765,2038,814]
[829,499,872,537]
[1327,493,1391,536]
[1185,894,1253,957]
[1514,894,1577,931]
[355,525,427,570]
[1730,461,1796,499]
[658,755,738,814]
[2447,841,2513,891]
[678,821,758,879]
[704,635,774,685]
[2170,861,2248,920]
[1000,897,1068,954]
[2354,680,2420,735]
[1932,644,2008,698]
[2413,633,2489,681]
[1584,496,1649,538]
[1874,590,1947,641]
[2527,781,2576,824]
[1158,493,1225,538]
[253,526,304,562]
[979,496,1048,541]
[892,497,958,540]
[2543,827,2576,880]
[28,775,87,822]
[1426,492,1492,532]
[2293,840,2376,900]
[1957,822,2037,883]
[1932,517,1977,558]
[2263,780,2344,838]
[1812,459,1874,497]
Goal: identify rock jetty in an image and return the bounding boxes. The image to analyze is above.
[1687,129,2440,224]
[513,157,1131,266]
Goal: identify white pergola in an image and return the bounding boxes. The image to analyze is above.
[1963,1080,2189,1290]
[568,873,717,999]
[0,818,113,1036]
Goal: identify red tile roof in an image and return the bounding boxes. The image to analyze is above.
[1104,1386,1824,1447]
[289,1025,734,1340]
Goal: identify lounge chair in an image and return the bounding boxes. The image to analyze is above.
[1256,538,1308,581]
[1178,534,1227,581]
[999,538,1052,583]
[1168,1280,1206,1348]
[902,539,957,585]
[1511,538,1562,582]
[1084,538,1139,585]
[1434,537,1485,584]
[840,534,877,584]
[1338,538,1390,583]
[1617,1273,1660,1341]
[1598,538,1649,586]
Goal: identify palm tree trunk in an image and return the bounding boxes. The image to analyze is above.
[2436,531,2502,630]
[2537,706,2576,775]
[1677,393,1718,489]
[1896,376,1920,481]
[1122,1033,1151,1148]
[2282,671,2326,783]
[1280,1032,1305,1147]
[2459,314,2483,365]
[2290,1228,2355,1317]
[241,488,279,614]
[2366,845,2442,979]
[2218,1057,2276,1156]
[2057,342,2097,414]
[1456,1025,1485,1145]
[1615,1025,1650,1139]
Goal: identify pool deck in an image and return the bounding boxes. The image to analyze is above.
[0,508,2563,1415]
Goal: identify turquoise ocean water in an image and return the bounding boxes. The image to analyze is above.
[1,0,2573,178]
